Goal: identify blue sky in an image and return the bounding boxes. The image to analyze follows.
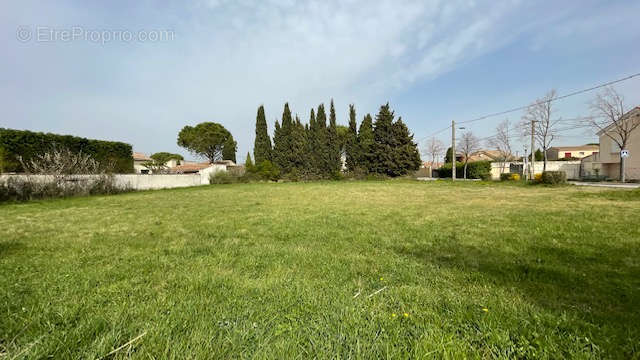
[2,0,640,161]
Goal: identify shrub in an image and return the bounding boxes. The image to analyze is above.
[541,171,566,185]
[0,128,133,173]
[500,173,521,181]
[209,171,237,184]
[534,173,542,182]
[437,161,491,180]
[0,174,128,203]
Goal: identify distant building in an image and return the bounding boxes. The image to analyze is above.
[581,107,640,180]
[133,152,153,174]
[546,145,599,160]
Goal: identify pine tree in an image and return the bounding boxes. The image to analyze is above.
[358,113,374,173]
[345,104,359,171]
[392,117,421,176]
[445,147,453,164]
[254,105,272,164]
[372,103,395,175]
[327,99,341,174]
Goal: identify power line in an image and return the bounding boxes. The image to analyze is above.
[458,72,640,125]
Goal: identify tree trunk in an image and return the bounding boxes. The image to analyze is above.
[543,148,547,172]
[620,153,626,183]
[464,162,468,179]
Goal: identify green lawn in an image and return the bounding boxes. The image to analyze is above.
[1,181,639,359]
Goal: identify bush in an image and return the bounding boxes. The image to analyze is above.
[500,173,521,181]
[437,161,491,180]
[541,171,566,185]
[209,171,240,184]
[0,128,133,173]
[0,175,128,203]
[534,173,542,182]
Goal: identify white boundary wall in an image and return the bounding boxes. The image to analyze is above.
[0,164,228,191]
[490,161,581,180]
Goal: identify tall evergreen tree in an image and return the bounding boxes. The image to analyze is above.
[372,103,396,175]
[253,105,272,164]
[358,113,374,173]
[327,99,341,173]
[345,104,359,171]
[313,104,328,176]
[289,115,307,172]
[272,119,284,170]
[391,117,421,176]
[273,103,294,173]
[305,109,316,174]
[245,152,254,172]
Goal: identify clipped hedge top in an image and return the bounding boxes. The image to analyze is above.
[0,128,134,173]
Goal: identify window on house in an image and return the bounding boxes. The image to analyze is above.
[579,152,584,155]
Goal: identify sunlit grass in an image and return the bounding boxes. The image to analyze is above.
[1,181,639,358]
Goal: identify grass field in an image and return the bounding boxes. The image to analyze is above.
[1,181,640,359]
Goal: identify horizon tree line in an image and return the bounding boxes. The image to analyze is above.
[251,100,421,179]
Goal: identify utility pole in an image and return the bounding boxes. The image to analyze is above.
[530,119,536,180]
[523,144,528,180]
[451,120,456,181]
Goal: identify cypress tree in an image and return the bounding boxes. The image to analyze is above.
[345,104,359,171]
[253,105,272,164]
[289,115,307,172]
[358,113,374,173]
[327,99,341,174]
[372,103,395,175]
[245,152,255,172]
[274,103,294,173]
[272,120,284,171]
[391,117,421,176]
[314,104,328,176]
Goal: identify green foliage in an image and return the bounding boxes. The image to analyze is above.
[541,171,566,185]
[0,174,128,202]
[0,128,133,173]
[444,147,453,164]
[177,122,235,163]
[500,173,522,181]
[371,104,421,177]
[358,114,375,173]
[327,100,342,174]
[529,149,544,161]
[222,135,237,163]
[150,152,183,164]
[253,105,272,164]
[391,117,421,175]
[438,161,491,180]
[345,104,359,172]
[245,152,254,172]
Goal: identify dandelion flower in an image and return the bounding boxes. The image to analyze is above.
[391,313,397,318]
[403,313,409,318]
[380,277,384,281]
[482,308,489,312]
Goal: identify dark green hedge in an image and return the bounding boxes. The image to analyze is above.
[0,128,133,173]
[541,171,566,185]
[437,161,491,180]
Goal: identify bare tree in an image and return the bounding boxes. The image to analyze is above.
[425,137,445,165]
[521,89,561,171]
[588,87,640,182]
[458,131,480,179]
[488,119,513,174]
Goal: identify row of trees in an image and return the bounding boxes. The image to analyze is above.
[251,101,421,178]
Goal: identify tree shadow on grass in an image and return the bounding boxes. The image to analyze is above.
[0,241,24,257]
[394,239,640,330]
